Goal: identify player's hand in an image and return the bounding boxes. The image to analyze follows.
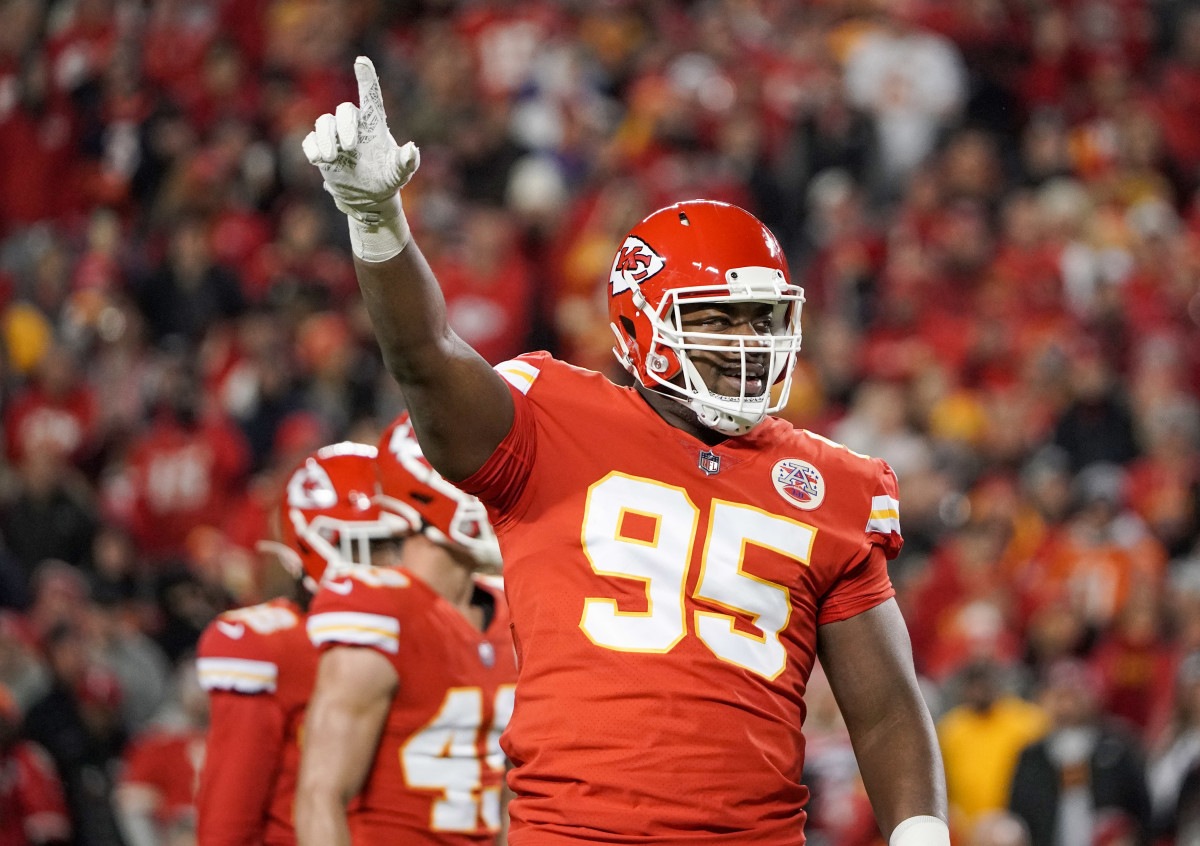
[302,56,420,227]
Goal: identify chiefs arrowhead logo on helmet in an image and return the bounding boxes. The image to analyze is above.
[265,442,409,590]
[610,236,665,296]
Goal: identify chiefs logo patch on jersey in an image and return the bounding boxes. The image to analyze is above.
[610,236,665,295]
[771,458,825,511]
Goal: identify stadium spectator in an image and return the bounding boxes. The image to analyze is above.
[3,344,98,471]
[937,659,1049,838]
[85,592,170,734]
[23,625,126,846]
[114,658,206,846]
[1090,589,1175,733]
[0,452,97,586]
[133,215,244,345]
[1148,652,1200,839]
[0,613,47,712]
[843,3,967,196]
[1015,462,1166,632]
[1009,659,1151,846]
[117,356,250,564]
[0,684,70,846]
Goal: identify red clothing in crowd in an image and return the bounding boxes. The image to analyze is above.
[0,101,81,233]
[0,741,70,846]
[4,384,96,467]
[119,727,206,829]
[435,247,536,367]
[124,414,251,561]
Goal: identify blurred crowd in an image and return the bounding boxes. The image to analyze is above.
[0,0,1198,845]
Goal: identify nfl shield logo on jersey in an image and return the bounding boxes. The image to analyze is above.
[771,458,825,511]
[698,450,722,476]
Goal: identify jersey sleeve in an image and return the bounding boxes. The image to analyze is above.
[306,567,405,656]
[864,458,903,560]
[816,544,895,625]
[196,617,281,695]
[195,692,285,846]
[816,459,901,625]
[457,353,544,524]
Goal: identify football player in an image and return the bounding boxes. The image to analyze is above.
[195,443,407,846]
[303,58,948,846]
[295,414,516,846]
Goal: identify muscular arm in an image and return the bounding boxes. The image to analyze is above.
[294,647,398,846]
[352,245,513,481]
[309,57,511,481]
[816,598,947,839]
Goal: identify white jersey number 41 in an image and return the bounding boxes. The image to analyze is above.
[400,685,516,832]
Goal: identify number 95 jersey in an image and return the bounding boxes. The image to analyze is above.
[307,565,517,846]
[461,353,903,845]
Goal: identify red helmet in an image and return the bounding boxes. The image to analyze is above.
[375,414,502,570]
[607,200,805,435]
[263,442,410,588]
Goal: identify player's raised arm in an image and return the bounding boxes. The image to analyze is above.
[303,57,513,481]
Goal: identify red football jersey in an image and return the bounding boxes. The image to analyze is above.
[306,565,518,846]
[461,353,903,845]
[195,598,317,846]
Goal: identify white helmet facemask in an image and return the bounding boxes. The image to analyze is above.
[289,508,411,579]
[374,492,502,570]
[627,266,805,436]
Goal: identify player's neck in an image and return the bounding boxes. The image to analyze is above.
[401,537,480,622]
[634,383,728,447]
[420,563,476,612]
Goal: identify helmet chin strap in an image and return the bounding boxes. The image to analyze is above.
[691,400,757,436]
[676,357,767,437]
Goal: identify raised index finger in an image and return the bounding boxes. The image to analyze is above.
[354,56,386,120]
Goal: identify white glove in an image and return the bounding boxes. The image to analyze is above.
[303,56,420,262]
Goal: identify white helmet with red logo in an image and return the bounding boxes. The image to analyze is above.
[375,414,502,570]
[608,200,805,436]
[260,442,410,590]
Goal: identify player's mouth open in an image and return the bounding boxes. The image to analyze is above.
[717,363,767,398]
